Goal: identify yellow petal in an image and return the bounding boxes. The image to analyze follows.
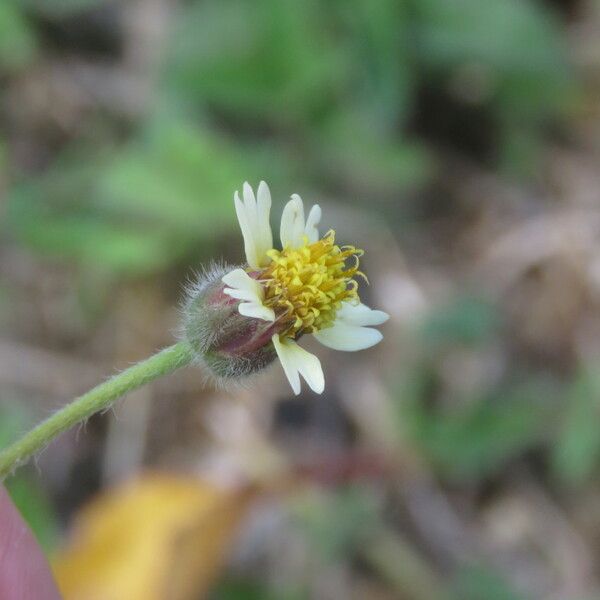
[53,473,251,600]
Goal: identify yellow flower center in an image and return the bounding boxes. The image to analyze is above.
[257,230,363,338]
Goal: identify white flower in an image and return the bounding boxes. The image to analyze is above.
[222,181,389,395]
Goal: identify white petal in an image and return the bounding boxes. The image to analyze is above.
[222,268,274,322]
[280,195,306,249]
[272,334,325,395]
[256,181,273,257]
[234,191,258,269]
[233,182,273,269]
[272,334,300,394]
[239,302,275,321]
[337,302,390,326]
[304,204,322,243]
[242,182,259,238]
[222,268,262,298]
[222,287,257,301]
[313,322,383,351]
[289,195,307,246]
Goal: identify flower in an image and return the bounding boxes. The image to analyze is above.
[221,181,389,395]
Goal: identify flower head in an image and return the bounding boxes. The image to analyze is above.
[221,181,389,395]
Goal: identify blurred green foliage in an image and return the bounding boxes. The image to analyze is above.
[451,565,526,600]
[0,1,37,71]
[7,115,284,275]
[0,0,590,597]
[4,0,575,278]
[401,371,555,480]
[399,296,600,487]
[213,579,305,600]
[397,295,561,481]
[552,367,600,486]
[292,485,382,561]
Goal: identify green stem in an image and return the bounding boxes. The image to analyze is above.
[0,341,194,481]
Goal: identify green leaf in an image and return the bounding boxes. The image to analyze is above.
[212,579,306,600]
[399,373,555,480]
[451,565,526,600]
[97,116,247,236]
[293,486,381,561]
[0,2,37,71]
[552,367,600,486]
[6,114,286,275]
[330,0,414,130]
[22,0,107,18]
[0,407,59,554]
[314,108,433,194]
[415,0,568,80]
[167,0,347,126]
[8,177,178,275]
[6,476,59,554]
[413,0,576,173]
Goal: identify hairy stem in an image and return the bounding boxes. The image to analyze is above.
[0,341,194,481]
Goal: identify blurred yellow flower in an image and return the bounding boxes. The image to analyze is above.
[53,474,251,600]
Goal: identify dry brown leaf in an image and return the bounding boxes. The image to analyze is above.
[53,473,251,600]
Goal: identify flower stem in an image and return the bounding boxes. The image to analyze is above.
[0,341,194,481]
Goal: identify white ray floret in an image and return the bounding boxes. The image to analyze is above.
[280,194,322,249]
[313,302,389,351]
[234,181,273,270]
[304,204,322,244]
[222,268,275,322]
[272,334,325,395]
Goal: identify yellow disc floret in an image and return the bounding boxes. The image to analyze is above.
[257,230,364,338]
